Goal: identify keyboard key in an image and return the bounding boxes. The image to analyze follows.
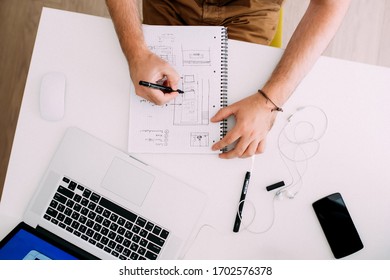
[71,221,80,230]
[88,202,97,211]
[46,207,58,218]
[108,241,116,249]
[66,226,74,233]
[117,217,125,226]
[123,249,131,257]
[74,194,82,203]
[132,225,140,234]
[73,203,82,212]
[110,213,118,222]
[69,181,77,190]
[99,197,137,222]
[103,210,111,218]
[57,204,65,212]
[90,193,101,203]
[110,223,118,231]
[81,198,89,206]
[57,186,74,199]
[101,228,109,236]
[101,237,109,245]
[124,230,133,239]
[152,225,162,235]
[139,238,148,247]
[64,217,72,225]
[115,235,124,244]
[145,251,157,260]
[102,219,111,227]
[132,235,140,243]
[117,226,126,235]
[160,230,169,239]
[115,244,124,253]
[130,252,139,260]
[71,212,80,220]
[95,206,104,214]
[64,207,72,216]
[125,221,133,230]
[79,225,87,233]
[136,217,146,227]
[130,243,139,252]
[88,211,96,219]
[147,242,161,254]
[147,232,165,247]
[50,200,58,208]
[54,193,67,204]
[86,229,94,237]
[83,189,92,198]
[145,222,154,231]
[93,232,102,242]
[123,239,131,248]
[111,251,119,257]
[62,177,70,183]
[137,247,146,256]
[95,215,104,224]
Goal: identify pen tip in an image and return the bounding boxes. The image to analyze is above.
[177,89,184,94]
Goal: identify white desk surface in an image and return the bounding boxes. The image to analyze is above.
[1,8,390,259]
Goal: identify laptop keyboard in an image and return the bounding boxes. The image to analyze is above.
[43,176,170,260]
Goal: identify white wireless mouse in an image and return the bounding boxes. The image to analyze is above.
[40,72,66,121]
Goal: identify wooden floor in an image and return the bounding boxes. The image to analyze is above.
[0,0,389,201]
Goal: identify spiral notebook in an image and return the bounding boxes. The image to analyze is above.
[128,25,228,154]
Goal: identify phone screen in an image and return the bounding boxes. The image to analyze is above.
[312,192,363,259]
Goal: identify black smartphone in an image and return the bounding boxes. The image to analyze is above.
[312,192,363,259]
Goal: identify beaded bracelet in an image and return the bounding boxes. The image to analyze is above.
[258,89,283,112]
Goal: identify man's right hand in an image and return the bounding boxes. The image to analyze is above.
[130,49,181,105]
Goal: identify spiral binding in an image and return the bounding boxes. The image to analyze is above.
[220,27,229,152]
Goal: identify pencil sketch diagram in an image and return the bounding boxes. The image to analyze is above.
[173,74,210,126]
[190,132,209,147]
[139,129,169,147]
[148,45,176,66]
[182,46,211,66]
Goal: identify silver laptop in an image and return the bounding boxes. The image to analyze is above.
[17,127,206,260]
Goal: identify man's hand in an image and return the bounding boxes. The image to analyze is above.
[130,49,181,105]
[211,93,277,159]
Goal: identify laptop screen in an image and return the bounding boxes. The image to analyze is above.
[0,223,78,260]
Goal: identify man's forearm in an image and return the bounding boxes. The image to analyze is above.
[106,0,147,63]
[262,0,351,106]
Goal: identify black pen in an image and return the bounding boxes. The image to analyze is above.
[233,171,251,232]
[139,80,184,93]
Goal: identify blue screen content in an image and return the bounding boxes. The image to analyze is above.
[0,228,78,260]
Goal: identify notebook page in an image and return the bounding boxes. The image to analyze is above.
[128,25,227,154]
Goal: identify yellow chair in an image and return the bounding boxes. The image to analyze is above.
[270,8,283,48]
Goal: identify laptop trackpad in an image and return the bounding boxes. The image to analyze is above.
[101,157,155,206]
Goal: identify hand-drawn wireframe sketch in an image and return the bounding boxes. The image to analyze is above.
[190,132,209,147]
[139,129,169,147]
[182,47,211,66]
[173,74,210,126]
[148,45,176,66]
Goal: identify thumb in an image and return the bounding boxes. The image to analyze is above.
[211,105,234,122]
